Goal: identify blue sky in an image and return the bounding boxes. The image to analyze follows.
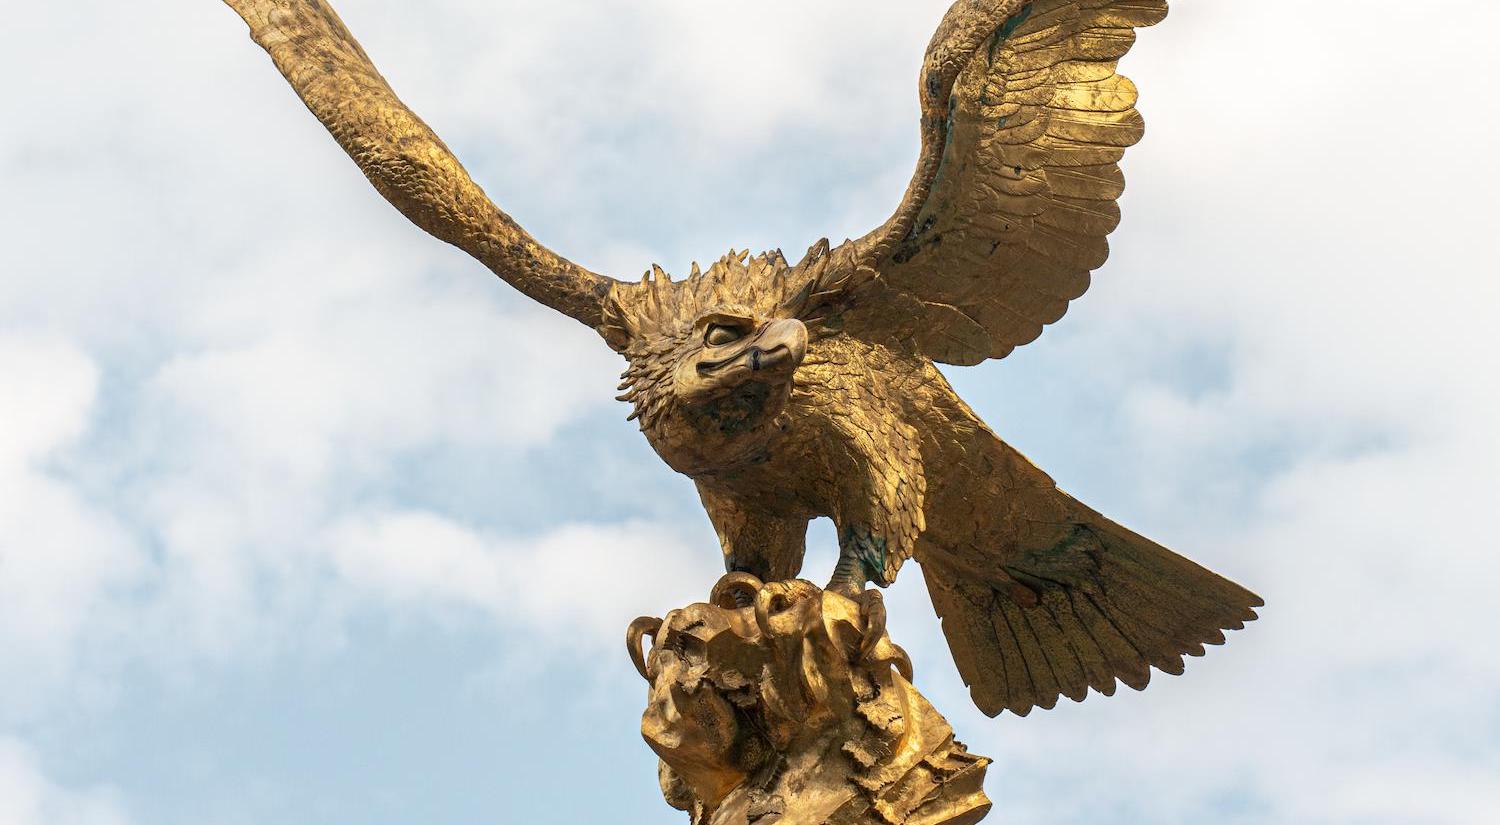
[2,1,1497,823]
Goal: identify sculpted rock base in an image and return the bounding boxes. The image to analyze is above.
[627,574,991,825]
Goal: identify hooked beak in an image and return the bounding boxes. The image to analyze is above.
[746,318,808,373]
[698,318,808,377]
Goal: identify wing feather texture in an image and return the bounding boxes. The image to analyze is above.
[916,420,1262,717]
[849,0,1169,365]
[223,0,616,326]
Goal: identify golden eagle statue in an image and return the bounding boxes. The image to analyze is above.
[224,0,1260,717]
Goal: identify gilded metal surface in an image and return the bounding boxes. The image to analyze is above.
[224,0,1262,722]
[630,575,991,825]
[222,0,613,325]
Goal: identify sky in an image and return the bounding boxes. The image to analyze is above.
[1,1,1497,823]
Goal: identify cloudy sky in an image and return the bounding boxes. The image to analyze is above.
[2,1,1497,823]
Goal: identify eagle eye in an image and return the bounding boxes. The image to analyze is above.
[704,323,747,347]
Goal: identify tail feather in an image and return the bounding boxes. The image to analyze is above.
[921,498,1262,718]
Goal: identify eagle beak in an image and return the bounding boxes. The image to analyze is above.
[691,317,808,391]
[747,318,807,373]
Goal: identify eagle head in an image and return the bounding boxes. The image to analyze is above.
[601,242,856,476]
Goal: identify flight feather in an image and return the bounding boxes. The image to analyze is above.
[848,0,1169,364]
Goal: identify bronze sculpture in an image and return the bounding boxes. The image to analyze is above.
[222,0,1259,726]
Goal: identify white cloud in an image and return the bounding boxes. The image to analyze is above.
[0,336,145,721]
[0,335,98,465]
[0,739,130,825]
[324,511,720,646]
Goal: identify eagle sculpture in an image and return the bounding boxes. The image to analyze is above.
[224,0,1260,717]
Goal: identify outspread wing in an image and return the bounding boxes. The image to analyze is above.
[916,421,1262,717]
[848,0,1169,365]
[223,0,616,327]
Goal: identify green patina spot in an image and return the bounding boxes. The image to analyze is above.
[842,526,888,582]
[986,3,1034,63]
[1014,524,1103,583]
[999,3,1035,41]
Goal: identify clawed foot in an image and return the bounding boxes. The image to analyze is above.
[710,571,765,610]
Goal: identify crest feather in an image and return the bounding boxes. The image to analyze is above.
[598,240,868,353]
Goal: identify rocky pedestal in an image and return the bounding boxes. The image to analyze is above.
[626,573,991,825]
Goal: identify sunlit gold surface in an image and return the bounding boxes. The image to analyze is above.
[630,575,991,825]
[222,0,612,325]
[223,0,1261,734]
